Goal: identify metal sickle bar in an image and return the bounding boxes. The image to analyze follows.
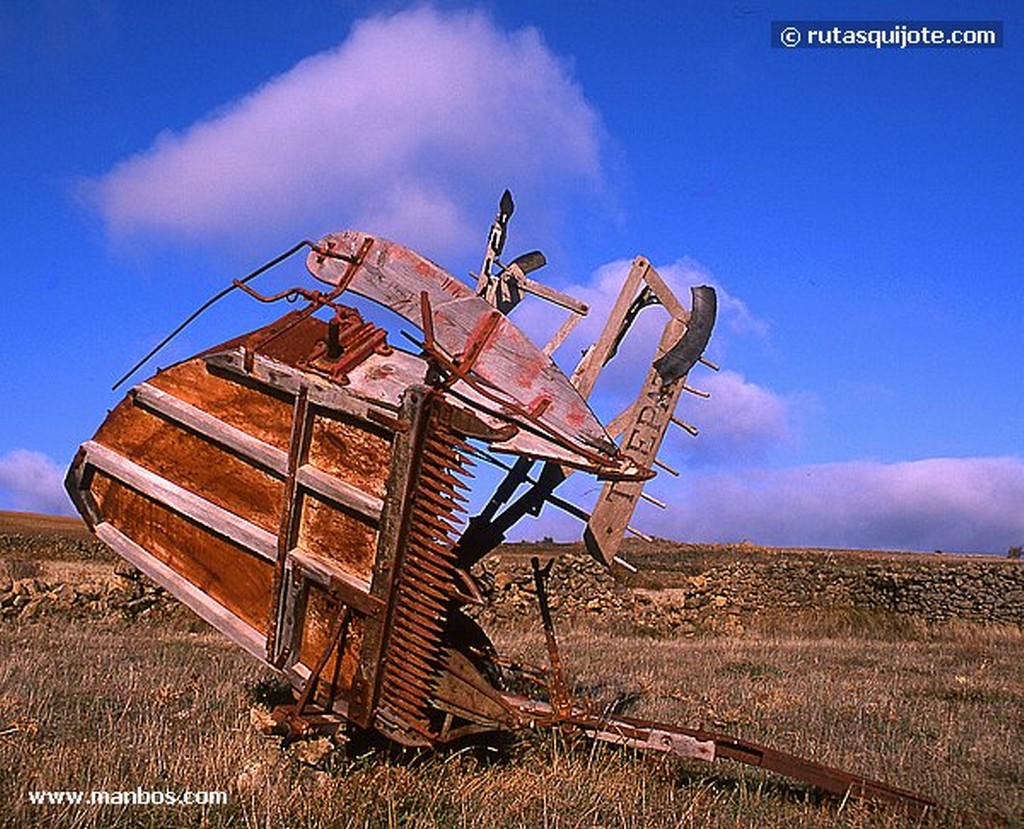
[591,712,938,815]
[374,397,474,740]
[502,695,938,817]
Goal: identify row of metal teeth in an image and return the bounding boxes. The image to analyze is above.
[377,414,474,735]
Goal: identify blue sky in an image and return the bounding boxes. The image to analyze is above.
[1,1,1021,553]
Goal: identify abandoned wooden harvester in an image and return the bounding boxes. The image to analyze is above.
[66,192,935,814]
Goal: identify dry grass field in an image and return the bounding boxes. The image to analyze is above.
[1,513,1021,828]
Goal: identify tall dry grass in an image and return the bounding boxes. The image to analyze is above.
[1,606,1020,828]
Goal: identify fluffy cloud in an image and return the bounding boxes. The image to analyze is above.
[84,7,605,257]
[0,450,74,516]
[511,255,794,465]
[673,369,799,465]
[636,456,1024,554]
[514,455,1024,554]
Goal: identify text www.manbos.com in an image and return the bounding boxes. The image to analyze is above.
[28,788,228,806]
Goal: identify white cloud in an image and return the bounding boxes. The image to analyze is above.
[0,449,74,516]
[641,456,1024,554]
[672,369,800,465]
[510,255,793,465]
[513,455,1024,554]
[83,7,605,258]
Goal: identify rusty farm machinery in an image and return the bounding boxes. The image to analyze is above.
[66,192,936,815]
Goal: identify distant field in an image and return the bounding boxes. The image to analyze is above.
[0,510,90,540]
[1,514,1022,827]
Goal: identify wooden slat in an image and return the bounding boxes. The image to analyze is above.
[295,463,383,522]
[204,349,398,417]
[288,547,383,617]
[82,440,278,563]
[133,383,289,475]
[308,232,614,466]
[585,315,688,566]
[94,522,267,661]
[269,386,312,665]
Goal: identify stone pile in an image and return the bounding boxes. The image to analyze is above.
[0,563,178,622]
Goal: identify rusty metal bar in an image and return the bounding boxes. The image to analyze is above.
[530,557,571,717]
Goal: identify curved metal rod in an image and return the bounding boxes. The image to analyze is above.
[111,240,353,391]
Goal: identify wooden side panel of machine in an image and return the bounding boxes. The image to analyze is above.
[66,341,396,711]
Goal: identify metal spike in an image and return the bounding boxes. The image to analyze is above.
[404,557,455,584]
[639,491,667,509]
[386,648,437,677]
[626,525,653,542]
[409,528,456,550]
[418,467,470,496]
[379,691,428,720]
[393,604,444,631]
[429,430,475,451]
[411,512,457,534]
[392,615,444,643]
[612,555,638,573]
[670,416,699,437]
[423,435,464,454]
[395,585,445,612]
[409,522,458,548]
[382,670,431,697]
[389,633,441,665]
[408,522,458,550]
[384,668,435,698]
[399,574,450,603]
[419,455,463,479]
[386,655,437,683]
[653,457,680,477]
[404,546,454,573]
[386,642,438,671]
[391,625,442,654]
[417,490,466,516]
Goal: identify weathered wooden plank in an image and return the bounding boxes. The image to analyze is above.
[571,257,650,400]
[584,315,689,567]
[269,387,312,665]
[133,382,289,475]
[94,521,267,661]
[276,560,307,670]
[82,440,278,563]
[307,231,616,470]
[204,349,400,417]
[295,463,383,522]
[288,547,383,618]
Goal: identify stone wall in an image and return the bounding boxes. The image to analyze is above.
[2,533,1022,633]
[475,544,1024,634]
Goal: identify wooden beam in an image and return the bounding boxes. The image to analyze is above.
[132,383,289,475]
[82,440,279,563]
[288,547,383,618]
[204,349,398,418]
[570,257,649,399]
[94,522,268,661]
[295,464,383,523]
[269,386,312,665]
[584,316,689,566]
